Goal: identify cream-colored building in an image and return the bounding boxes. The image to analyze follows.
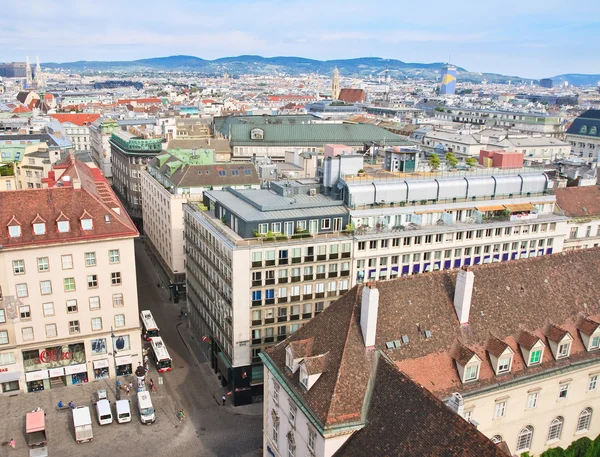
[0,159,141,394]
[554,186,600,251]
[0,172,16,191]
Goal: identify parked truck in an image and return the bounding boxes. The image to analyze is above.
[72,406,93,443]
[26,410,47,448]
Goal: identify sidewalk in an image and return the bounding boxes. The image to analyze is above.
[176,323,263,417]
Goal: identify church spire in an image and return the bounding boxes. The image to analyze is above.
[332,67,340,100]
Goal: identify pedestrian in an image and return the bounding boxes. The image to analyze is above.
[221,395,226,406]
[125,385,130,395]
[9,438,15,449]
[178,409,185,423]
[128,381,133,390]
[150,379,156,393]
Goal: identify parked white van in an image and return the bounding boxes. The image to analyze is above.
[137,391,155,424]
[116,400,131,424]
[95,399,113,425]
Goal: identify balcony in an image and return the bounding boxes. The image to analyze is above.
[265,279,275,285]
[339,289,349,295]
[265,260,275,267]
[278,258,289,265]
[304,256,314,262]
[316,273,326,280]
[329,253,339,260]
[278,277,289,284]
[340,270,350,277]
[265,298,275,305]
[315,292,325,299]
[328,272,338,278]
[317,254,326,261]
[277,297,288,304]
[265,318,274,325]
[278,316,288,323]
[303,294,313,301]
[292,257,302,264]
[252,320,262,326]
[251,300,262,307]
[341,252,351,258]
[327,291,337,297]
[290,314,300,321]
[252,280,262,287]
[291,276,301,283]
[290,295,300,302]
[304,274,313,281]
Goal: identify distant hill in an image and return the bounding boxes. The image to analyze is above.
[551,74,600,87]
[41,54,530,84]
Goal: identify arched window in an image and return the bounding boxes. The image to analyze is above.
[590,126,598,135]
[547,416,564,441]
[580,125,588,134]
[517,426,534,452]
[577,408,593,432]
[491,435,503,444]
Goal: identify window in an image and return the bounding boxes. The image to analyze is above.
[22,327,34,341]
[308,428,316,453]
[81,218,93,230]
[87,274,98,288]
[559,384,569,399]
[115,314,125,328]
[109,249,120,263]
[516,426,534,452]
[0,330,8,345]
[494,401,506,418]
[37,257,49,272]
[0,352,15,365]
[577,408,593,432]
[69,320,80,334]
[289,404,297,427]
[591,336,600,350]
[12,260,25,275]
[558,342,570,358]
[113,293,124,307]
[498,356,511,373]
[111,272,122,285]
[16,283,28,297]
[61,255,73,269]
[64,277,75,292]
[46,324,57,338]
[273,381,280,406]
[19,305,31,320]
[33,222,46,234]
[66,299,78,313]
[91,317,103,331]
[40,280,52,295]
[529,349,542,365]
[589,375,598,391]
[43,302,54,317]
[321,219,331,230]
[272,415,279,446]
[88,296,100,311]
[527,392,538,409]
[464,364,479,381]
[8,225,21,238]
[547,417,564,441]
[85,252,96,266]
[58,220,70,233]
[288,434,296,457]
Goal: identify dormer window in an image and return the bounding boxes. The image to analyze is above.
[558,341,571,359]
[498,356,512,373]
[591,336,600,350]
[518,330,545,367]
[452,342,481,383]
[285,346,293,371]
[529,348,542,365]
[58,221,70,233]
[8,225,21,238]
[299,365,309,388]
[577,317,600,352]
[33,223,46,235]
[546,324,573,360]
[487,335,514,375]
[81,218,93,231]
[464,364,479,381]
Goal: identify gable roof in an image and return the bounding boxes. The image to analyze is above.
[49,113,101,126]
[545,323,571,343]
[554,186,600,218]
[264,248,600,431]
[337,89,366,103]
[577,316,600,336]
[333,354,508,457]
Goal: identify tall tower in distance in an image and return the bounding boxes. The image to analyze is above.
[25,56,33,87]
[439,64,457,95]
[34,56,45,89]
[332,67,341,100]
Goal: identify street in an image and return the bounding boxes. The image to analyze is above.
[0,239,263,457]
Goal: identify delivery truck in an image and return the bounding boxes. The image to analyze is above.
[72,406,93,443]
[26,409,47,448]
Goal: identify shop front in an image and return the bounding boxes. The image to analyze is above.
[22,343,87,392]
[0,366,21,393]
[115,355,132,376]
[25,370,49,392]
[93,359,110,380]
[48,367,66,388]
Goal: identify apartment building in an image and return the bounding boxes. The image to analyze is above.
[89,117,119,178]
[184,182,350,405]
[565,109,600,162]
[141,152,260,290]
[261,249,600,457]
[110,129,163,221]
[0,160,141,394]
[555,186,600,250]
[49,114,101,152]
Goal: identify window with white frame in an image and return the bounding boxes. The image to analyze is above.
[33,222,45,235]
[66,299,78,313]
[559,384,569,399]
[273,381,279,406]
[0,310,4,323]
[272,412,279,446]
[22,327,34,341]
[109,249,120,263]
[111,272,122,285]
[590,335,600,350]
[43,302,54,317]
[0,331,8,345]
[494,401,507,418]
[308,428,316,454]
[81,218,93,230]
[527,392,539,409]
[69,320,80,334]
[287,433,296,457]
[115,314,125,328]
[557,341,571,358]
[89,296,100,310]
[547,416,564,441]
[19,305,31,320]
[8,225,21,238]
[37,257,49,272]
[577,408,593,432]
[85,252,96,266]
[61,255,73,269]
[57,220,70,233]
[12,260,25,275]
[91,317,102,331]
[112,293,123,307]
[0,352,15,365]
[16,283,28,297]
[516,426,534,452]
[589,375,598,391]
[64,277,75,292]
[464,364,479,381]
[45,324,57,338]
[289,403,297,427]
[497,356,511,373]
[36,279,52,295]
[285,347,293,370]
[87,274,98,288]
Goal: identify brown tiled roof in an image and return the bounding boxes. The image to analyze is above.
[451,342,478,366]
[0,159,137,248]
[486,334,511,358]
[577,316,600,335]
[168,138,231,154]
[288,338,314,359]
[545,323,570,343]
[49,113,101,126]
[517,329,542,350]
[303,353,328,376]
[265,248,600,431]
[333,354,508,457]
[554,186,600,217]
[338,89,366,103]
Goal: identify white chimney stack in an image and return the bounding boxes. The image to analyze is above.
[454,267,474,324]
[360,283,379,348]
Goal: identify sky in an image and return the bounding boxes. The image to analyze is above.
[1,0,599,79]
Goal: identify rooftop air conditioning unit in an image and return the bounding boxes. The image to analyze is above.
[309,189,316,197]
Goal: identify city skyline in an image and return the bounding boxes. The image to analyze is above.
[1,0,600,79]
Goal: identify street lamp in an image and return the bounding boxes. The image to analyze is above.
[110,327,120,401]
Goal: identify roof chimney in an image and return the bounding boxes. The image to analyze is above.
[360,283,379,348]
[454,267,474,324]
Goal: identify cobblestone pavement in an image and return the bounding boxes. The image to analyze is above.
[0,240,263,457]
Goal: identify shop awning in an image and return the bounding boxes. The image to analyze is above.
[476,205,505,212]
[93,359,110,369]
[0,370,20,383]
[504,203,536,212]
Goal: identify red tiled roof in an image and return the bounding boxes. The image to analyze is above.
[1,160,137,248]
[338,88,366,103]
[577,316,600,335]
[554,186,600,217]
[49,113,101,126]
